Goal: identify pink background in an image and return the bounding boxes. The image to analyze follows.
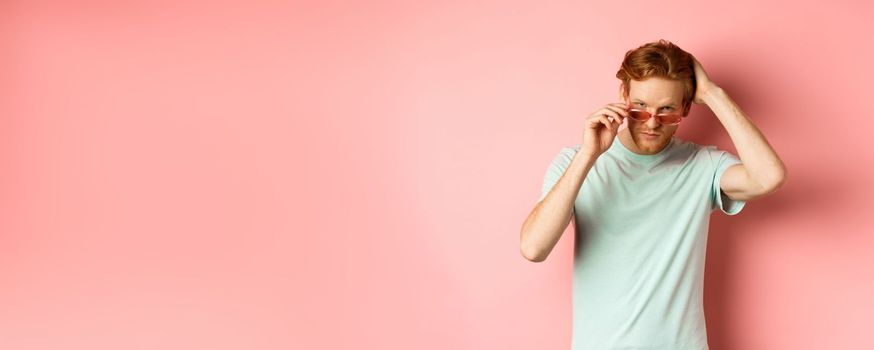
[2,1,873,349]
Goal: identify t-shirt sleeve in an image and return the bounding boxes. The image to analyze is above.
[707,146,746,215]
[538,146,578,202]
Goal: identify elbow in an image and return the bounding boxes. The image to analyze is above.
[520,223,547,262]
[520,238,548,262]
[762,167,788,193]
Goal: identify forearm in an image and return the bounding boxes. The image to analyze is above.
[521,151,597,262]
[702,87,787,188]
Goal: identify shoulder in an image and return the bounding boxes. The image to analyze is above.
[670,137,705,153]
[564,144,582,153]
[550,144,581,162]
[657,137,705,163]
[673,138,725,164]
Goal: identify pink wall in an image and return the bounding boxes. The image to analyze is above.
[2,0,872,349]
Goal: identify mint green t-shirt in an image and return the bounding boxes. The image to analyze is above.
[538,136,745,350]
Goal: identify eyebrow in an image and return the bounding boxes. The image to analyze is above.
[632,98,676,108]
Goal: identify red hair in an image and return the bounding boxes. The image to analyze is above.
[615,39,696,116]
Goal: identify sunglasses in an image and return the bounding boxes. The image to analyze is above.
[625,107,684,125]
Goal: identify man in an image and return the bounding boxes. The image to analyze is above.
[519,39,787,349]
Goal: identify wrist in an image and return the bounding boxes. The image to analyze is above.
[701,84,724,104]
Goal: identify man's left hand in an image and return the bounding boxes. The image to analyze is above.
[691,55,719,105]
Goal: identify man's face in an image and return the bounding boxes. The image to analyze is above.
[619,76,686,154]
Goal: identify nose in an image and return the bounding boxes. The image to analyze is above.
[645,108,661,128]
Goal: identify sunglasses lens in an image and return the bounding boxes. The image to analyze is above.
[628,110,650,121]
[658,114,682,124]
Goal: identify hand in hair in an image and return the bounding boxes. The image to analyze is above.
[691,55,720,104]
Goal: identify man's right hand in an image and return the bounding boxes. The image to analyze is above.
[581,102,629,158]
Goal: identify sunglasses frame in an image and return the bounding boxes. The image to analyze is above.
[625,107,684,126]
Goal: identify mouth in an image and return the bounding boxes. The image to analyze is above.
[639,132,660,139]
